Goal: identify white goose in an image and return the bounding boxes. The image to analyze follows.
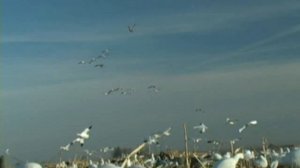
[254,155,268,168]
[213,153,244,168]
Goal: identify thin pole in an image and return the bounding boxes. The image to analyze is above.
[262,137,267,158]
[59,150,62,163]
[184,123,190,168]
[230,140,234,155]
[121,143,147,168]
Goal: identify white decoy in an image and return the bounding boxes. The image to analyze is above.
[254,155,268,168]
[144,153,156,167]
[213,153,244,168]
[279,148,300,167]
[223,152,232,159]
[286,147,291,153]
[23,162,43,168]
[270,160,279,168]
[244,149,255,161]
[238,120,257,133]
[69,163,78,168]
[89,160,98,168]
[129,165,145,168]
[77,125,92,139]
[100,163,121,168]
[193,123,208,133]
[279,148,284,155]
[56,161,67,168]
[271,150,279,157]
[213,153,223,161]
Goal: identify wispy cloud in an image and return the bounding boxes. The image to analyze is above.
[191,23,300,67]
[3,1,300,43]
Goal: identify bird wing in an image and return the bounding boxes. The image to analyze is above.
[86,125,92,133]
[81,128,90,135]
[163,127,171,136]
[238,125,247,133]
[248,120,257,125]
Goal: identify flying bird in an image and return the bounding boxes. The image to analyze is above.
[152,133,161,139]
[84,149,94,156]
[97,49,110,59]
[105,88,122,95]
[5,149,9,155]
[120,88,134,95]
[71,137,85,147]
[128,24,136,32]
[77,125,93,139]
[100,147,114,153]
[230,138,241,145]
[192,138,202,143]
[195,108,204,113]
[146,136,159,145]
[94,64,104,68]
[193,123,208,133]
[226,118,238,125]
[102,49,110,55]
[148,85,157,89]
[78,60,86,64]
[162,127,172,136]
[207,140,220,145]
[60,144,71,151]
[88,58,97,64]
[239,120,258,133]
[147,85,160,92]
[69,126,93,147]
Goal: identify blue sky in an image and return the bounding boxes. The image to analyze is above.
[1,0,300,161]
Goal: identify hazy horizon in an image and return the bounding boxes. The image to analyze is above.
[1,0,300,161]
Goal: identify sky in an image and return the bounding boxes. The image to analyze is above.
[1,0,300,161]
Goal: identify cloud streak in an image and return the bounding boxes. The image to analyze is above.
[3,1,300,43]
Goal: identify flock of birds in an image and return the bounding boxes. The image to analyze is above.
[3,119,300,168]
[77,23,135,69]
[78,49,110,68]
[2,22,298,168]
[76,23,160,97]
[192,119,257,135]
[53,124,300,168]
